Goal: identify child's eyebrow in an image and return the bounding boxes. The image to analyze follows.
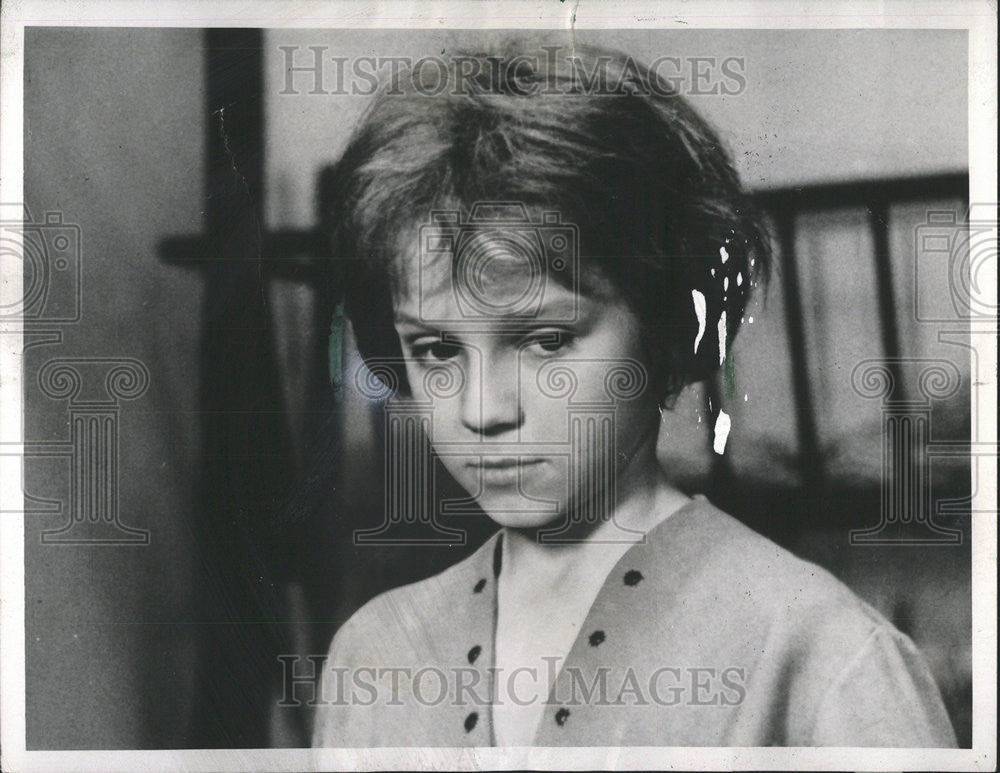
[532,297,582,320]
[394,321,437,345]
[393,311,426,327]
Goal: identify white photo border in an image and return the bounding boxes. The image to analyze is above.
[1,1,995,770]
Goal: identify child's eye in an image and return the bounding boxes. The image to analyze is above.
[412,340,462,362]
[525,331,574,355]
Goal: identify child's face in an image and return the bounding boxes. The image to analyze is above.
[391,249,661,530]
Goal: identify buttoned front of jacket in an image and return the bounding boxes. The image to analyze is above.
[312,500,957,748]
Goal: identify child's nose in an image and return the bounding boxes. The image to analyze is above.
[460,354,523,436]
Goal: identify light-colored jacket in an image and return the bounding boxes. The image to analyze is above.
[312,499,957,747]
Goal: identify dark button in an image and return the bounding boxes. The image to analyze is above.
[588,630,605,647]
[464,712,478,732]
[467,645,482,664]
[624,569,644,586]
[554,707,570,726]
[473,578,486,593]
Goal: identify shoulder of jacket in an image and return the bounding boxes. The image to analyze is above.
[649,497,888,632]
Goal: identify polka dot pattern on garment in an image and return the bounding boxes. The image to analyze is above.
[464,712,478,732]
[588,630,605,647]
[555,707,570,726]
[467,645,481,664]
[624,569,644,586]
[473,578,486,593]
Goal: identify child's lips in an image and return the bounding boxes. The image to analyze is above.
[472,457,544,469]
[466,457,546,484]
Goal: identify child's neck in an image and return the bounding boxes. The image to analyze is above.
[501,448,690,574]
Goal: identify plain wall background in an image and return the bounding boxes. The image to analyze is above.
[24,27,207,748]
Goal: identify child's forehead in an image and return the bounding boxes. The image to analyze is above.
[393,232,535,292]
[389,237,621,328]
[387,211,621,316]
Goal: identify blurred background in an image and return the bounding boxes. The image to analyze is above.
[19,27,974,749]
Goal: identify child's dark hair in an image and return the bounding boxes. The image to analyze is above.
[321,41,770,404]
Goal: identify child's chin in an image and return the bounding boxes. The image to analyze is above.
[479,507,563,531]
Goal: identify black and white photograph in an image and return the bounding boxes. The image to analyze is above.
[0,1,996,770]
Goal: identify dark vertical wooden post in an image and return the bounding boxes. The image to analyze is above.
[867,200,906,400]
[774,210,824,491]
[190,28,295,747]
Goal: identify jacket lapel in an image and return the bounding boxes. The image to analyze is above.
[418,530,502,746]
[532,499,707,745]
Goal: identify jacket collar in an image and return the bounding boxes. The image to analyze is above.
[447,496,713,744]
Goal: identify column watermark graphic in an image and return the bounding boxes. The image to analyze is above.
[850,358,964,545]
[533,357,649,544]
[352,358,467,546]
[34,359,151,544]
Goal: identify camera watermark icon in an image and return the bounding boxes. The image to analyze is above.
[913,203,997,323]
[849,358,966,546]
[417,202,579,326]
[0,204,82,324]
[20,358,152,545]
